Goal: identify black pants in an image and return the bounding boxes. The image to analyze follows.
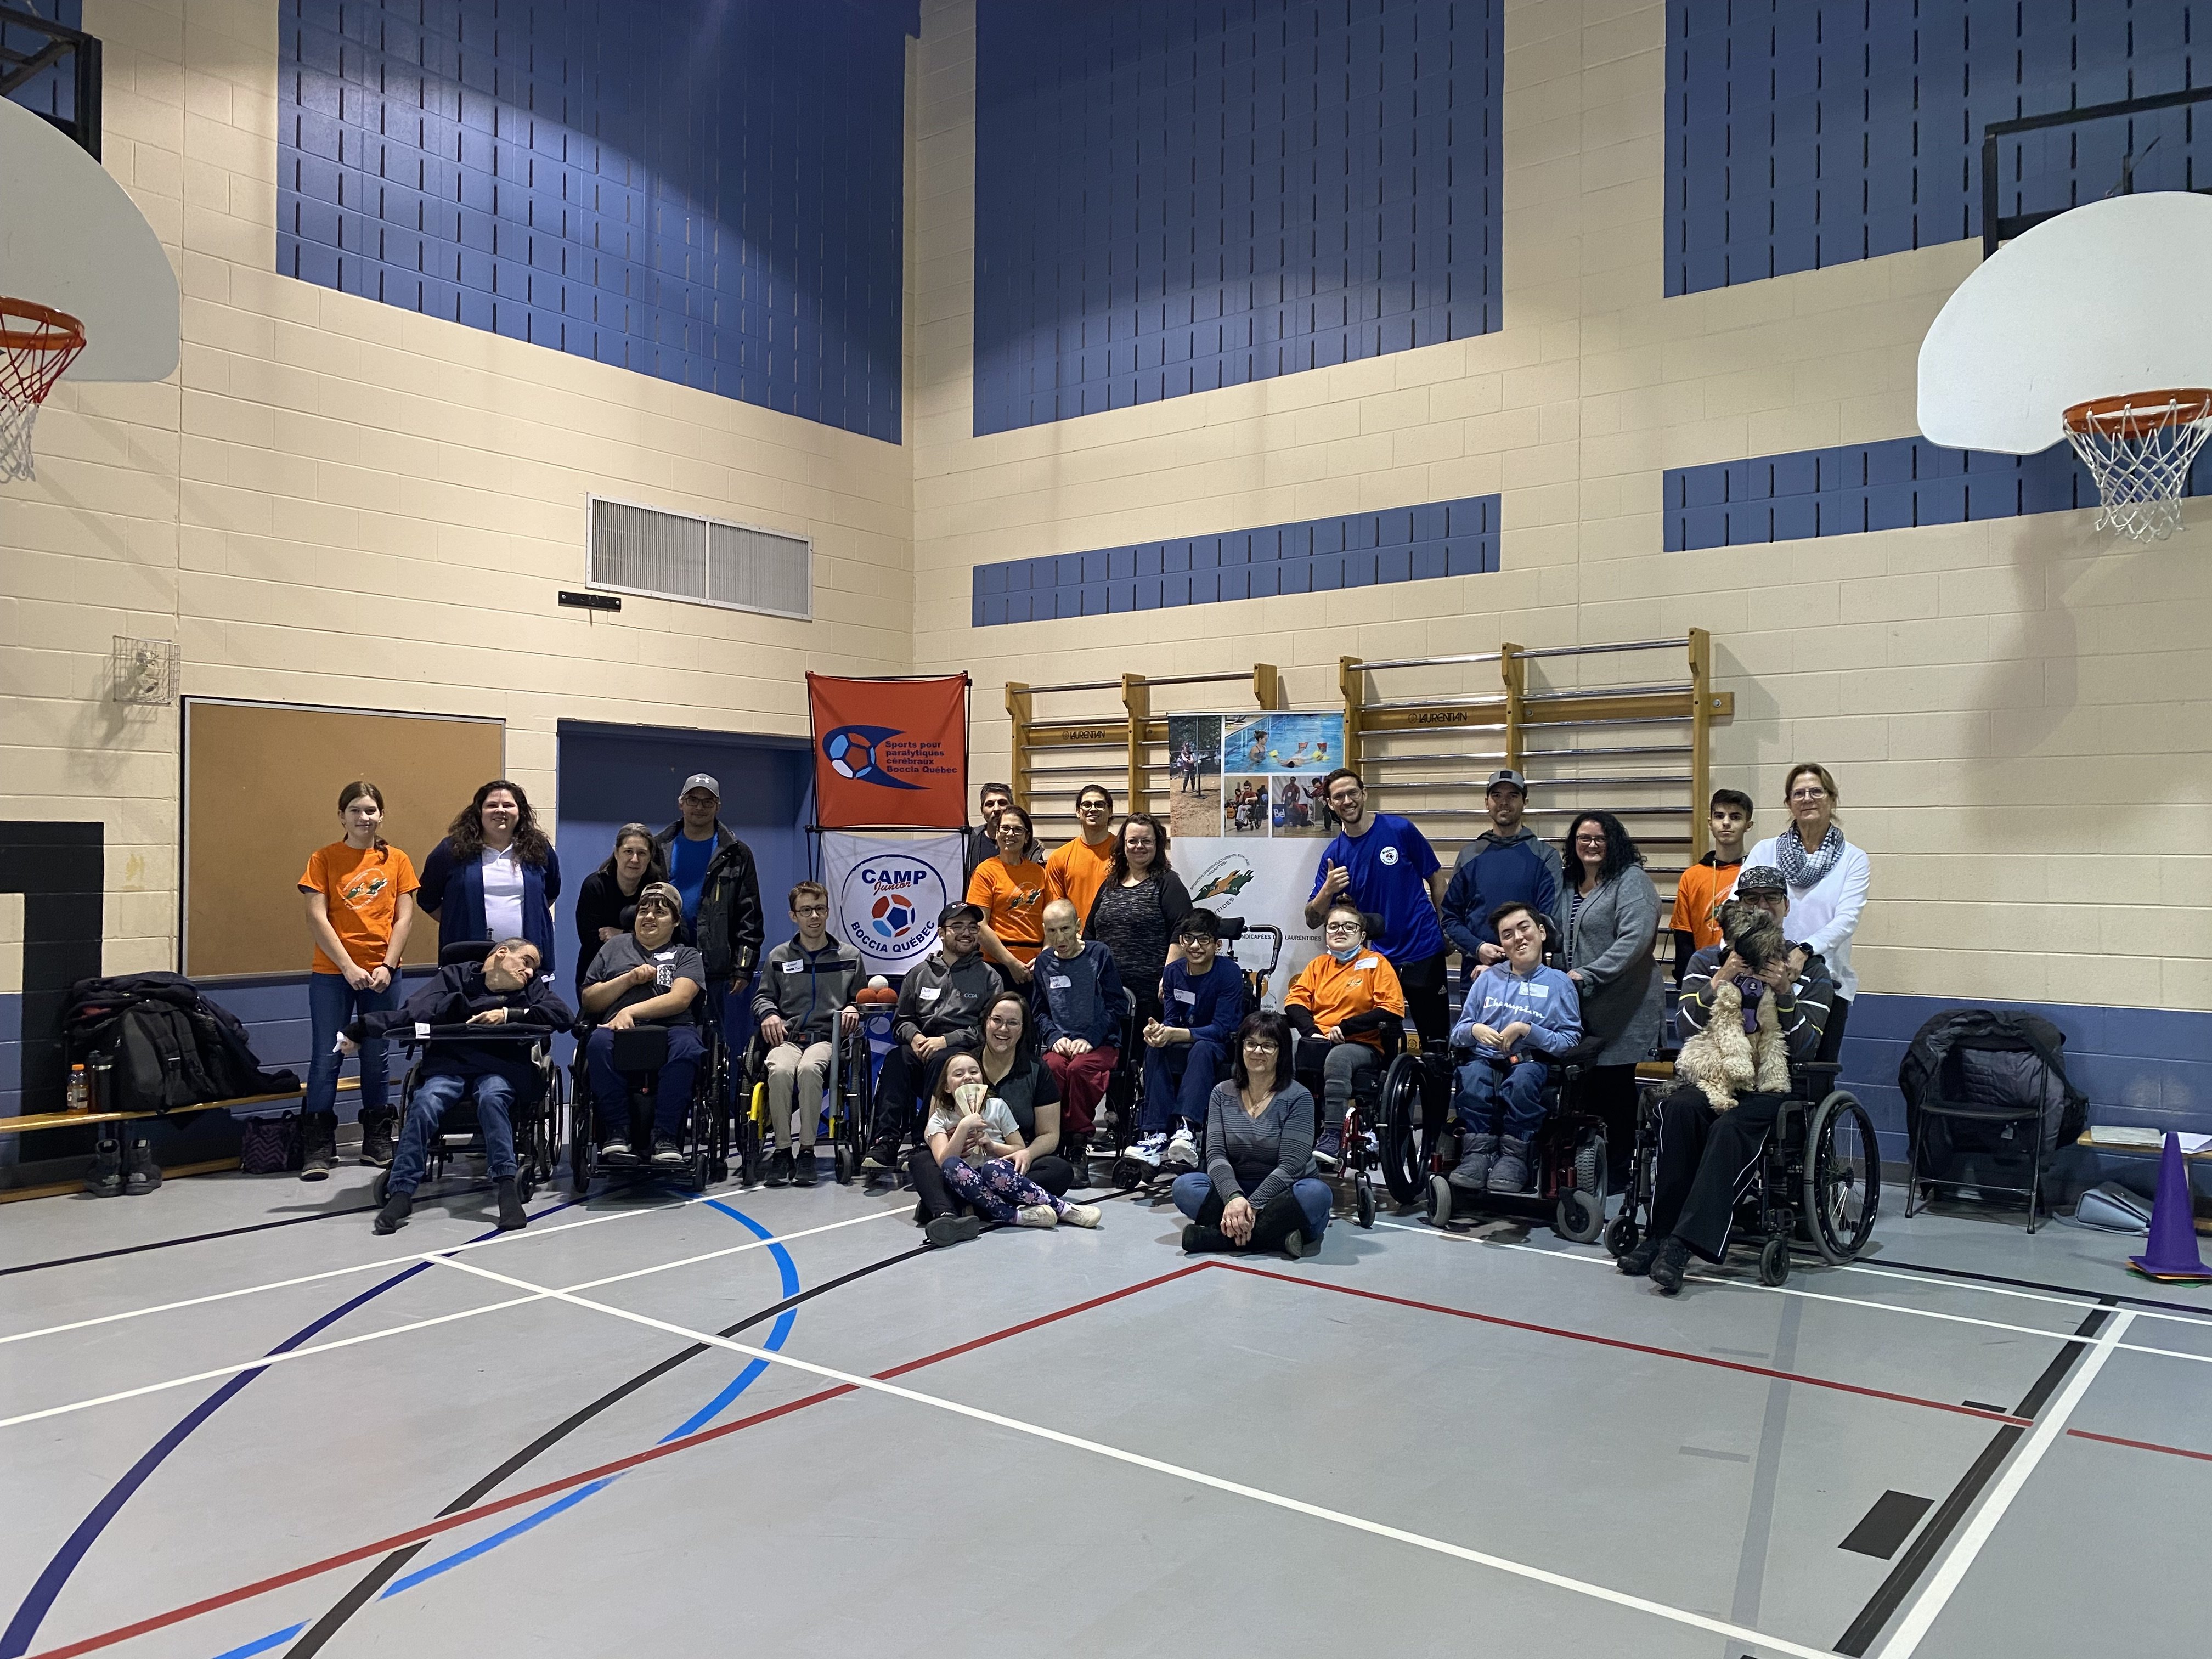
[1578,1062,1641,1189]
[1183,1184,1309,1254]
[1816,994,1851,1064]
[909,1148,1073,1220]
[1650,1085,1786,1262]
[871,1046,950,1148]
[1397,950,1451,1052]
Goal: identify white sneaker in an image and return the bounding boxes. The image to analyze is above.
[1163,1128,1199,1170]
[1126,1133,1167,1168]
[1060,1203,1103,1229]
[1016,1204,1060,1228]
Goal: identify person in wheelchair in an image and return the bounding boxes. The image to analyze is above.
[1284,902,1405,1170]
[1031,898,1125,1147]
[339,938,571,1235]
[752,881,861,1188]
[1132,908,1246,1176]
[1622,865,1835,1294]
[579,882,706,1167]
[1447,900,1583,1195]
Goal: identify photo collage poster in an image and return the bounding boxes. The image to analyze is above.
[1163,710,1348,842]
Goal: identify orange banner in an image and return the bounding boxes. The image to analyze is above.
[806,673,970,829]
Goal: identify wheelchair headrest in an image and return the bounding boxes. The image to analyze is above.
[1215,915,1248,941]
[439,940,494,967]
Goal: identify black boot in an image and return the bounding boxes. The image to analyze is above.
[1246,1189,1312,1258]
[124,1138,163,1196]
[373,1189,414,1234]
[358,1107,398,1167]
[300,1113,338,1181]
[1181,1223,1232,1254]
[495,1176,527,1231]
[83,1137,125,1198]
[1617,1233,1664,1277]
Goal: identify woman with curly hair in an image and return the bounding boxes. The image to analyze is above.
[417,778,562,977]
[1561,810,1664,1184]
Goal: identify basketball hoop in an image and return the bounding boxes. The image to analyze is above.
[2062,388,2212,543]
[0,296,88,482]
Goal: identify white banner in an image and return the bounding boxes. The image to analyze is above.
[823,831,967,977]
[1170,836,1325,1006]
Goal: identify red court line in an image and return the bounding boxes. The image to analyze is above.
[2067,1427,2212,1464]
[1207,1261,2035,1427]
[24,1262,1211,1659]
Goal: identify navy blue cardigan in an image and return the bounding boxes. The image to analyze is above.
[417,837,562,978]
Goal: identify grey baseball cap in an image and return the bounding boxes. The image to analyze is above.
[636,882,684,913]
[1486,769,1528,793]
[680,773,720,798]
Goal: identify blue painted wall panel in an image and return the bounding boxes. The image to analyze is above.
[276,0,912,442]
[1668,1,2209,296]
[973,0,1500,435]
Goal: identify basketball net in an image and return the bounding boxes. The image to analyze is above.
[2063,389,2212,543]
[0,297,88,482]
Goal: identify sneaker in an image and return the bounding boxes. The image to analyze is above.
[861,1138,900,1173]
[925,1212,984,1247]
[765,1148,793,1188]
[792,1148,819,1187]
[123,1137,163,1196]
[1015,1204,1060,1228]
[1360,1129,1380,1158]
[1313,1127,1342,1172]
[359,1113,397,1168]
[1486,1136,1533,1194]
[1279,1229,1305,1261]
[495,1176,527,1232]
[1617,1234,1663,1277]
[600,1138,636,1166]
[1649,1236,1691,1295]
[650,1138,685,1167]
[1060,1203,1103,1229]
[83,1137,125,1198]
[372,1190,414,1235]
[1162,1128,1199,1172]
[1125,1132,1167,1169]
[1449,1132,1498,1191]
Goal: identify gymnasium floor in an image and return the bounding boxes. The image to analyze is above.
[3,1159,2205,1659]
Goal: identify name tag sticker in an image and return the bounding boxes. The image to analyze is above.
[1356,956,1379,970]
[918,987,941,1002]
[781,960,805,974]
[1525,984,1549,1000]
[1048,975,1071,990]
[653,951,675,962]
[414,1022,432,1038]
[1173,989,1198,1005]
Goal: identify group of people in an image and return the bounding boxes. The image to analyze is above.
[297,753,1868,1279]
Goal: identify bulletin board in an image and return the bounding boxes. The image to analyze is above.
[182,699,505,978]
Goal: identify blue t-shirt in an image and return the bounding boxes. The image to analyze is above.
[1310,811,1445,966]
[669,832,715,926]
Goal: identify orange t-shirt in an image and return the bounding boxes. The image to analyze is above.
[968,855,1048,962]
[300,841,420,974]
[1285,948,1407,1051]
[1045,834,1116,924]
[1670,857,1742,952]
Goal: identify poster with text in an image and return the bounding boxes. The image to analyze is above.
[1165,713,1224,839]
[822,831,966,976]
[1170,834,1324,1006]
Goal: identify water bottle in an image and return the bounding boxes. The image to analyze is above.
[66,1063,89,1113]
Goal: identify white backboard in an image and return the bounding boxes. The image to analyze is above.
[1918,191,2212,454]
[0,94,179,382]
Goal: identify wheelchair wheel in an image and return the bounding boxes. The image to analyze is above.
[834,1143,854,1184]
[1378,1053,1427,1204]
[1426,1172,1454,1228]
[1758,1235,1792,1287]
[1356,1175,1378,1230]
[1573,1135,1604,1196]
[1805,1091,1881,1263]
[1604,1215,1639,1259]
[571,1136,595,1198]
[1555,1188,1604,1244]
[370,1168,389,1204]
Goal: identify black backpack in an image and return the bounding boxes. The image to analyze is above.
[63,973,298,1113]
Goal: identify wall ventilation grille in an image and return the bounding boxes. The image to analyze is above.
[588,498,811,621]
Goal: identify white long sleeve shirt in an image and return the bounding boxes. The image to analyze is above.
[1746,834,1871,1000]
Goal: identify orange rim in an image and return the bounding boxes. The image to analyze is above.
[2063,388,2212,436]
[0,296,87,355]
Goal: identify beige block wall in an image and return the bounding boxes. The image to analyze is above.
[909,0,2212,1013]
[1,0,918,977]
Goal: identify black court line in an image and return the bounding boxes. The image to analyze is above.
[0,1203,384,1277]
[285,1238,935,1656]
[1868,1255,2212,1318]
[1831,1296,2116,1655]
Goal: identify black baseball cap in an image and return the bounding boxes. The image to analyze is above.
[1734,865,1787,898]
[938,901,984,926]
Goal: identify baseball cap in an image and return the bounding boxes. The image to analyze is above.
[1486,769,1528,792]
[1734,865,1787,897]
[938,901,984,927]
[1175,908,1222,941]
[680,773,721,798]
[636,882,684,913]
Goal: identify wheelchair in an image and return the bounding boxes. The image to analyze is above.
[1065,986,1142,1187]
[1289,1020,1408,1232]
[1418,1040,1608,1244]
[368,941,565,1206]
[738,1023,870,1186]
[567,1012,730,1195]
[1605,1059,1882,1285]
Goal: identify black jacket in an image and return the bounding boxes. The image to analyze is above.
[349,963,573,1083]
[655,820,764,983]
[1897,1007,2086,1153]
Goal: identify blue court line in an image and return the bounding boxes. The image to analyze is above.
[201,1199,799,1655]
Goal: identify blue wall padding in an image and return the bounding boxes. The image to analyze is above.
[972,0,1501,435]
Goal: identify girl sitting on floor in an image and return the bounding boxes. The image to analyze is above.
[922,1052,1103,1238]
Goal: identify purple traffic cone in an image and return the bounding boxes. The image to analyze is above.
[2128,1132,2212,1283]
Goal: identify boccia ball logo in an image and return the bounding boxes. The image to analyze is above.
[870,890,917,941]
[820,725,924,792]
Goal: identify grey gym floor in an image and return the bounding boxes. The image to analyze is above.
[2,1161,2205,1659]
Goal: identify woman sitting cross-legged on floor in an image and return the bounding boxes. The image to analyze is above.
[1172,1008,1332,1260]
[921,1051,1103,1244]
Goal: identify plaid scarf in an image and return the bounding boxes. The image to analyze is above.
[1776,823,1844,890]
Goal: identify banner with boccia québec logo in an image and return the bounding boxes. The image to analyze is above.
[823,832,968,977]
[807,672,969,830]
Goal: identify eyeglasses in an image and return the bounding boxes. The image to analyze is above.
[1789,787,1829,802]
[940,923,979,936]
[793,905,829,917]
[1323,919,1362,933]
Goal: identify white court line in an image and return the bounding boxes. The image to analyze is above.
[0,1209,902,1433]
[431,1252,1842,1659]
[1873,1310,2137,1659]
[1837,1261,2212,1333]
[0,1187,904,1349]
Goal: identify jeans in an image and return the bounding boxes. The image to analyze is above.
[1650,1085,1787,1262]
[586,1023,705,1141]
[1043,1045,1116,1137]
[306,972,400,1118]
[765,1040,832,1149]
[390,1069,516,1193]
[910,1147,1073,1220]
[1141,1038,1226,1137]
[1455,1054,1549,1143]
[1171,1170,1331,1242]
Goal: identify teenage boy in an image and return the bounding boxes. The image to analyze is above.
[862,902,1005,1172]
[347,938,572,1235]
[965,781,1017,883]
[1304,768,1451,1048]
[1448,902,1582,1194]
[1045,784,1118,922]
[1440,769,1563,982]
[1131,909,1246,1176]
[1031,899,1125,1145]
[752,881,862,1187]
[1671,789,1755,983]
